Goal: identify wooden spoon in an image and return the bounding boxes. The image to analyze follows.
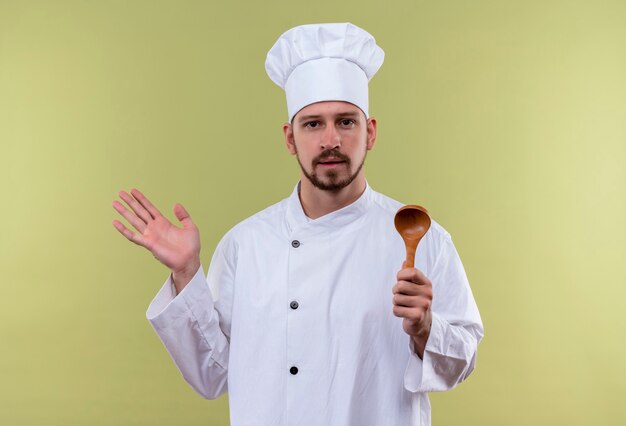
[394,205,431,268]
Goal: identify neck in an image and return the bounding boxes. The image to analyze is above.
[298,173,367,219]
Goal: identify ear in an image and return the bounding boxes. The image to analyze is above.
[283,123,297,155]
[366,117,377,151]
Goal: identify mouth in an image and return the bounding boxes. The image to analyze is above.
[316,156,347,166]
[317,160,346,168]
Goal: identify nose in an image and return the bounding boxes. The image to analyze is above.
[320,124,340,150]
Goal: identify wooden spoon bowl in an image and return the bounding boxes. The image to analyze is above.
[394,205,431,268]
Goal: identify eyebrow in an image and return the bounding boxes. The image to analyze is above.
[297,112,361,124]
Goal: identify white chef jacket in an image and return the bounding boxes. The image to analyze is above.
[147,182,483,426]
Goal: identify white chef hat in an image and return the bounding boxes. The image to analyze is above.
[265,23,385,122]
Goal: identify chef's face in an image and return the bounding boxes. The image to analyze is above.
[283,101,377,192]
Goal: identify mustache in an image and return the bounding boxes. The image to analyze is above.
[313,149,350,166]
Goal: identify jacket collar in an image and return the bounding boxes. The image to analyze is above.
[285,181,373,234]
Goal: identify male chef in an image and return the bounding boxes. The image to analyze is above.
[112,23,483,426]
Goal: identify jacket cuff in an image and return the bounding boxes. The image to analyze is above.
[146,265,207,328]
[403,311,445,392]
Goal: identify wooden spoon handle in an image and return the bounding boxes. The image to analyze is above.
[404,241,417,269]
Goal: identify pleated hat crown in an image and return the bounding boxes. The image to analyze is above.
[265,23,385,122]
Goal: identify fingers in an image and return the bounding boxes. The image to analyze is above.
[118,190,152,223]
[392,292,431,309]
[396,266,429,285]
[392,267,433,298]
[393,280,432,298]
[392,287,432,324]
[392,305,428,322]
[112,200,147,233]
[130,188,163,219]
[112,219,149,248]
[173,203,195,228]
[392,293,417,307]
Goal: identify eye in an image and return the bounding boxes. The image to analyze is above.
[304,121,320,129]
[339,119,355,127]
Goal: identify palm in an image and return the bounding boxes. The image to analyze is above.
[112,189,201,273]
[143,215,199,270]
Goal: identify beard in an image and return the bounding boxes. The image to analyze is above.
[295,145,367,192]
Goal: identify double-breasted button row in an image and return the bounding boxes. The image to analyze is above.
[289,239,301,376]
[289,237,303,377]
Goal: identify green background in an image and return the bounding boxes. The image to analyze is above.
[1,0,625,424]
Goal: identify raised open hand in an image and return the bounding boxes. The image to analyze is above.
[112,189,201,279]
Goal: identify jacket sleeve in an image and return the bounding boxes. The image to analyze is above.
[146,233,236,399]
[404,233,484,393]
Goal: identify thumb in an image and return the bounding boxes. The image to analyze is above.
[173,203,194,227]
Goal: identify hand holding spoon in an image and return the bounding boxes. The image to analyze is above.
[394,205,431,268]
